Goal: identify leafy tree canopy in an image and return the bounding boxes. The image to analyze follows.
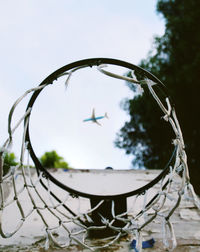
[116,0,200,193]
[40,150,71,169]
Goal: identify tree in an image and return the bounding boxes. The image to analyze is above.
[116,0,200,193]
[3,152,18,175]
[40,150,71,169]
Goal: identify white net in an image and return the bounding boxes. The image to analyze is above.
[0,58,199,251]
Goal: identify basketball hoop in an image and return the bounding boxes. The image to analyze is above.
[0,58,199,251]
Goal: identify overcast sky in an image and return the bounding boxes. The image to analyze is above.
[0,0,165,169]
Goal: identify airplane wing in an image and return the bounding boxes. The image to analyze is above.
[94,120,102,126]
[91,108,95,120]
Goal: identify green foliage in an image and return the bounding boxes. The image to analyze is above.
[3,152,18,175]
[116,0,200,192]
[40,150,71,169]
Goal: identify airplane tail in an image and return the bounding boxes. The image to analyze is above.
[104,112,109,119]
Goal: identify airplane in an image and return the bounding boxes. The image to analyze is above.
[83,109,108,126]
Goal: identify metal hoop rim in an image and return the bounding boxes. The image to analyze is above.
[25,57,175,199]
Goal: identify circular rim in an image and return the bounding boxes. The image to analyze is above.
[25,57,175,199]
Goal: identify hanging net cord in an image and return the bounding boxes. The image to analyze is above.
[0,58,199,251]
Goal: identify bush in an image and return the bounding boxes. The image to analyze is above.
[40,150,71,169]
[3,152,18,175]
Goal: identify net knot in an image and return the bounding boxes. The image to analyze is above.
[162,114,170,122]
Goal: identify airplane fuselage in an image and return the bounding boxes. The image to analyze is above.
[83,116,104,122]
